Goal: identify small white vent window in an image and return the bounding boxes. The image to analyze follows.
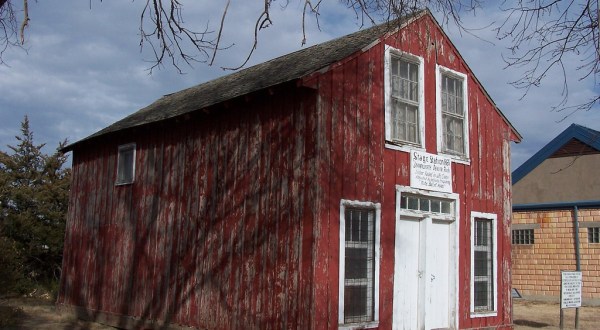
[116,143,136,185]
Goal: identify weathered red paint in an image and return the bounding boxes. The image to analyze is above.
[58,13,519,329]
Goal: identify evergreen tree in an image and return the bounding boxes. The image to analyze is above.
[0,116,70,294]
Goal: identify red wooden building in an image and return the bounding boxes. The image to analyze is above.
[58,10,521,329]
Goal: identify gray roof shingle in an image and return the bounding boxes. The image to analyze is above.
[63,12,424,151]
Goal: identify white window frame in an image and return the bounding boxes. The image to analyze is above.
[470,211,498,318]
[384,45,425,152]
[436,65,470,163]
[116,143,136,185]
[338,200,381,329]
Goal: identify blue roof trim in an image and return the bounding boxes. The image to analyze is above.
[512,124,600,184]
[513,200,600,211]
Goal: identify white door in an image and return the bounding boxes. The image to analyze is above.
[393,216,456,330]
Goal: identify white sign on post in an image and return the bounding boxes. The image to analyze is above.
[410,150,452,193]
[561,271,582,309]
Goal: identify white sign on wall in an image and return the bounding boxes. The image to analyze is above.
[561,271,582,309]
[410,150,452,193]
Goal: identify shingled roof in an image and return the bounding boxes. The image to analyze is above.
[63,11,425,152]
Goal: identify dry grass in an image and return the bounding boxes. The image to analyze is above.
[0,297,112,330]
[514,299,600,329]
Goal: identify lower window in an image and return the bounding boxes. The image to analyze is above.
[512,229,534,245]
[339,200,380,327]
[588,227,600,243]
[471,212,497,317]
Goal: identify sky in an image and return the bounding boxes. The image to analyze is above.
[0,1,598,171]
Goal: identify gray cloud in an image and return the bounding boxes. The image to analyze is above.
[0,1,598,171]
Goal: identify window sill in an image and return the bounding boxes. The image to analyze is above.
[115,181,134,186]
[339,321,379,330]
[385,141,425,153]
[470,311,498,318]
[437,151,470,165]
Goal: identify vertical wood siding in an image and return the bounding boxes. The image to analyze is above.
[58,86,319,329]
[310,14,515,329]
[59,14,517,330]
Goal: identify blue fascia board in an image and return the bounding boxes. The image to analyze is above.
[513,200,600,211]
[512,124,600,184]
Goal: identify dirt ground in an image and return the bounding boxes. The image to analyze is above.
[513,299,599,330]
[1,297,599,329]
[0,297,112,330]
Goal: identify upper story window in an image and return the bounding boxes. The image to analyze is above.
[116,143,136,185]
[385,46,425,151]
[437,66,469,161]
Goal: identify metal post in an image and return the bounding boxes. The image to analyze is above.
[560,308,564,329]
[574,206,581,329]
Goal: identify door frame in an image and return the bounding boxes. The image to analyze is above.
[392,185,459,329]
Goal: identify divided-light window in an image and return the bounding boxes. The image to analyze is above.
[116,143,136,185]
[473,218,494,312]
[512,229,534,245]
[400,194,453,215]
[437,66,469,160]
[441,74,465,155]
[390,56,420,144]
[339,201,380,328]
[588,227,600,243]
[470,212,497,317]
[385,47,424,150]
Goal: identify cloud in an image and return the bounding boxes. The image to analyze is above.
[0,1,598,171]
[440,8,600,168]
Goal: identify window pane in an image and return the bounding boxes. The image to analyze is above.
[474,251,490,276]
[346,209,370,242]
[117,145,135,184]
[345,248,368,279]
[441,201,451,214]
[419,198,430,212]
[391,101,419,144]
[475,220,489,246]
[474,281,491,309]
[407,196,419,210]
[443,115,464,154]
[344,285,368,320]
[431,200,441,213]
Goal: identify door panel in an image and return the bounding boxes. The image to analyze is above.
[424,219,450,329]
[392,218,420,329]
[393,217,455,330]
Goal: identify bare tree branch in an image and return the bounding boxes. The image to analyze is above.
[0,0,20,65]
[222,0,273,71]
[210,0,230,66]
[139,0,215,74]
[18,0,26,44]
[496,0,600,113]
